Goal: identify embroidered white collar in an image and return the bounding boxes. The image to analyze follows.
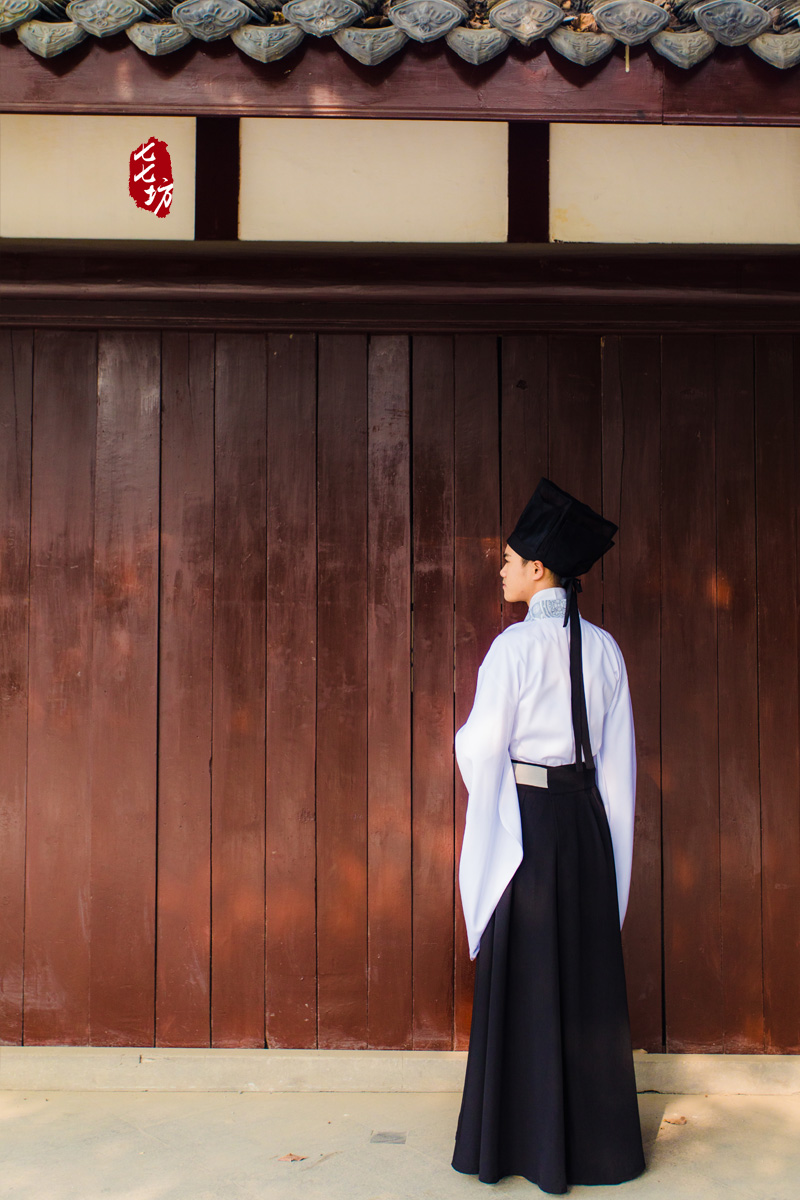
[525,587,567,622]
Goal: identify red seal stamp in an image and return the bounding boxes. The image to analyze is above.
[129,137,174,218]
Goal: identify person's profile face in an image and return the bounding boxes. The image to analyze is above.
[500,544,539,605]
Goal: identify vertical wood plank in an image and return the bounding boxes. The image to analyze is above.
[316,334,369,1049]
[411,335,455,1051]
[454,334,502,1049]
[715,334,763,1053]
[0,331,32,1046]
[24,331,96,1045]
[547,336,603,625]
[156,333,215,1047]
[796,334,800,1045]
[661,334,723,1052]
[89,332,160,1045]
[211,333,267,1048]
[367,335,412,1049]
[755,334,800,1053]
[265,332,318,1049]
[602,335,663,1052]
[500,335,548,631]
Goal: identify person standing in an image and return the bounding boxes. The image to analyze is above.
[452,477,645,1195]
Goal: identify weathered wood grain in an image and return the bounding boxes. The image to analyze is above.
[602,334,663,1052]
[662,49,800,125]
[411,335,456,1050]
[316,334,369,1048]
[661,334,723,1052]
[367,335,412,1049]
[5,245,800,334]
[714,334,764,1052]
[156,333,215,1047]
[453,334,502,1049]
[265,332,318,1049]
[547,335,604,626]
[4,37,797,125]
[2,315,799,1053]
[755,334,800,1053]
[0,331,32,1046]
[24,331,96,1045]
[211,333,267,1048]
[89,332,160,1045]
[0,38,664,121]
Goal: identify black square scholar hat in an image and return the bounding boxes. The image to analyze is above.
[506,478,618,579]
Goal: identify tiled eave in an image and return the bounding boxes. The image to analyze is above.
[1,19,797,122]
[1,0,799,69]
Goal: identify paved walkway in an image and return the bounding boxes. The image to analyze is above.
[1,1089,798,1199]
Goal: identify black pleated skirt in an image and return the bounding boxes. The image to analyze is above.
[452,766,645,1195]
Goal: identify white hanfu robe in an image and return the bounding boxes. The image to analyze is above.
[456,586,636,961]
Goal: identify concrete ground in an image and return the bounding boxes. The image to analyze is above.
[1,1089,799,1200]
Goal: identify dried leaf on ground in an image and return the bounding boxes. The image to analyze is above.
[278,1152,308,1161]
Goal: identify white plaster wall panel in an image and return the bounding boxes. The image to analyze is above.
[550,125,800,244]
[0,116,196,240]
[239,118,508,242]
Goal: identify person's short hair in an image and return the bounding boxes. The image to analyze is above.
[521,559,565,588]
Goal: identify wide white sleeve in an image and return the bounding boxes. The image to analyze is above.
[455,637,524,961]
[594,651,637,928]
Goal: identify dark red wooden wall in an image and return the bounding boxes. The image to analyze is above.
[1,329,798,1053]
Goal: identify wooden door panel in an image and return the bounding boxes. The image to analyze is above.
[265,332,318,1049]
[24,331,96,1045]
[316,334,370,1049]
[715,334,764,1052]
[411,335,456,1051]
[453,335,502,1048]
[211,333,267,1048]
[89,331,160,1046]
[156,332,215,1048]
[602,334,664,1053]
[367,335,413,1050]
[755,335,800,1053]
[661,334,723,1052]
[0,331,33,1046]
[2,322,798,1052]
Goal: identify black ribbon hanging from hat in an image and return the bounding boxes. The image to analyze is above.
[563,577,594,772]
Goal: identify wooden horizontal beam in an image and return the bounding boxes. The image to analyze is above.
[0,34,797,124]
[2,242,799,332]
